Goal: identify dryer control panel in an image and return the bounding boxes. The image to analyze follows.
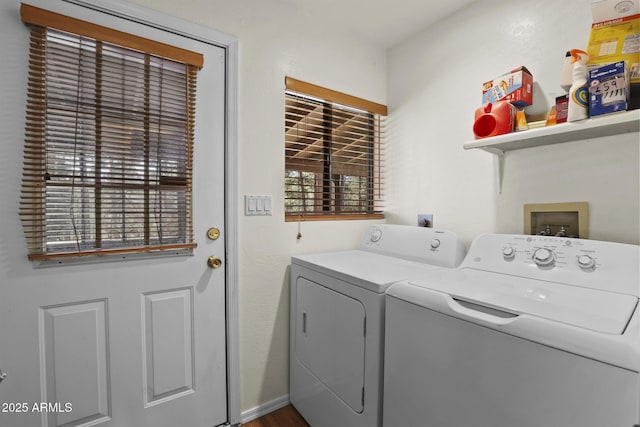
[360,225,466,268]
[461,234,639,296]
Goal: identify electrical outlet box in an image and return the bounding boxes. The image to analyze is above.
[418,214,433,228]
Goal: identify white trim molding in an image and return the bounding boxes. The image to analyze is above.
[240,395,291,424]
[223,34,241,427]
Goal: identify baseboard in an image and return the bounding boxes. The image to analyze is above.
[240,394,290,424]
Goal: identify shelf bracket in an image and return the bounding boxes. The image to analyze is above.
[497,150,505,194]
[482,147,504,156]
[480,147,505,194]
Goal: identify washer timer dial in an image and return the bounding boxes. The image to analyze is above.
[533,248,555,267]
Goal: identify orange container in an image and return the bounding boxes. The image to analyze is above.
[473,102,516,139]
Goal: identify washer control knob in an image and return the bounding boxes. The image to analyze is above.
[502,246,515,259]
[430,239,441,249]
[370,229,382,242]
[533,248,555,267]
[577,254,596,269]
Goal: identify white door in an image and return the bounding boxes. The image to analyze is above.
[0,2,228,427]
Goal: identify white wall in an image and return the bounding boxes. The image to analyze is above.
[91,0,639,416]
[128,0,387,413]
[387,0,640,245]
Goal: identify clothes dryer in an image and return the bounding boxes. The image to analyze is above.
[289,224,465,427]
[384,234,640,427]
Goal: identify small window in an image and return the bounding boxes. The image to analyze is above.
[19,5,203,261]
[284,78,386,221]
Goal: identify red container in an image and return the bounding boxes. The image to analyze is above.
[473,102,517,139]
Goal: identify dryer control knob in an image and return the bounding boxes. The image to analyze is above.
[370,229,382,242]
[533,248,555,267]
[577,254,596,269]
[430,239,441,249]
[502,246,515,259]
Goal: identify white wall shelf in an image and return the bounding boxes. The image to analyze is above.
[463,110,639,193]
[463,110,640,155]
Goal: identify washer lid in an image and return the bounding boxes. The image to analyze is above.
[292,250,442,293]
[402,268,637,335]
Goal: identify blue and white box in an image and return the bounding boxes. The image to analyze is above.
[588,61,629,117]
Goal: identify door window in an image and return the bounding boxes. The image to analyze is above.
[20,5,202,261]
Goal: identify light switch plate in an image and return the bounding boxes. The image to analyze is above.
[245,195,272,216]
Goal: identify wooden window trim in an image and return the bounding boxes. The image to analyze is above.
[28,243,198,261]
[284,213,384,222]
[285,77,387,116]
[20,3,203,68]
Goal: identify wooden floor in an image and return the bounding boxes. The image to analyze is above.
[242,405,310,427]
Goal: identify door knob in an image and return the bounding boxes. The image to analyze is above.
[207,256,223,269]
[0,370,7,384]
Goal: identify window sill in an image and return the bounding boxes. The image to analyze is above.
[29,244,196,268]
[285,213,384,222]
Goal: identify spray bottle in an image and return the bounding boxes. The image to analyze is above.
[567,49,590,122]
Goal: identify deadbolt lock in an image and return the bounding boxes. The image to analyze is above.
[207,227,221,240]
[207,256,223,269]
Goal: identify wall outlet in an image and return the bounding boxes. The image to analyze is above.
[418,214,433,228]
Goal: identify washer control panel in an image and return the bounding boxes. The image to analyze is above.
[464,234,639,295]
[497,235,601,271]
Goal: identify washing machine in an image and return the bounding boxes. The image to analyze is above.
[384,234,640,427]
[289,224,466,427]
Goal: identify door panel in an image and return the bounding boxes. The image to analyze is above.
[0,2,228,427]
[40,301,110,426]
[142,288,195,406]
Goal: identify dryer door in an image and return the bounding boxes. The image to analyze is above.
[295,277,365,413]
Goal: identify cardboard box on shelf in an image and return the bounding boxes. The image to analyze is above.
[481,66,534,107]
[588,61,630,116]
[586,14,639,77]
[555,95,569,123]
[587,0,639,108]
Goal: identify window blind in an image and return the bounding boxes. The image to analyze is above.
[284,79,385,220]
[20,8,201,260]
